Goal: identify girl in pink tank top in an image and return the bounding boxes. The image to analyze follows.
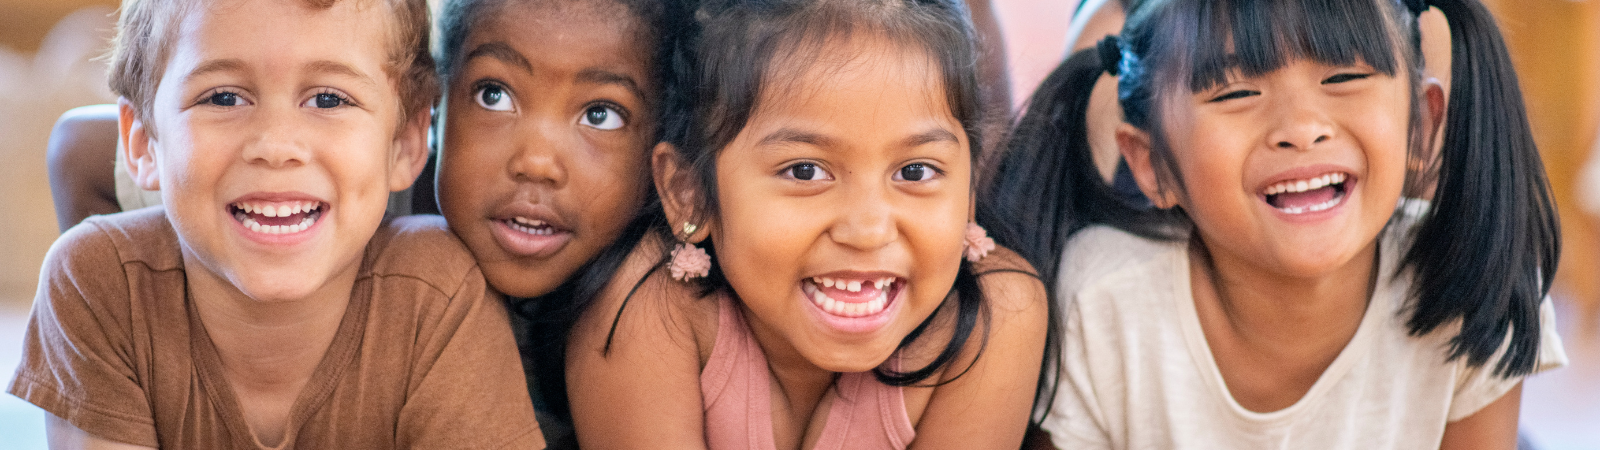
[566,1,1052,448]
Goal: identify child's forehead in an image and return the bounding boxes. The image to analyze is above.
[466,0,647,46]
[166,0,401,75]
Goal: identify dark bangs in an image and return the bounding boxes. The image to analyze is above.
[1130,0,1414,96]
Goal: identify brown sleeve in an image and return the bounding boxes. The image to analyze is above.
[396,265,545,450]
[6,221,159,447]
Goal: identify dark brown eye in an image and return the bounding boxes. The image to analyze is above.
[900,164,927,181]
[791,163,818,180]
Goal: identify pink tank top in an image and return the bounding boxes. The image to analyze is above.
[700,294,917,450]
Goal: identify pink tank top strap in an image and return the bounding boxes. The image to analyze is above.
[701,293,777,450]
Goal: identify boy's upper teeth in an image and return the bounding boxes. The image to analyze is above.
[512,217,547,227]
[234,200,319,216]
[1264,172,1346,195]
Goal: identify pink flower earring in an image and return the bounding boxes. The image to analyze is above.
[964,222,995,263]
[669,222,711,281]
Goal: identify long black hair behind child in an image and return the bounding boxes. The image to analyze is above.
[985,0,1558,377]
[611,0,1006,388]
[436,0,687,432]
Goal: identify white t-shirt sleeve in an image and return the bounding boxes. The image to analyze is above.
[1446,297,1568,421]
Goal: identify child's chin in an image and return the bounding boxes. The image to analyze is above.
[806,343,901,374]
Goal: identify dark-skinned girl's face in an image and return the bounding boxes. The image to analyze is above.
[438,1,656,297]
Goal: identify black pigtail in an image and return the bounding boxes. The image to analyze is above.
[1401,0,1560,377]
[981,43,1174,288]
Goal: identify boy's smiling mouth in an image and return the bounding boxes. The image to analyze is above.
[1260,172,1351,215]
[801,274,902,319]
[229,200,325,235]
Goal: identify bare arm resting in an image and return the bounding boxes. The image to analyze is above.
[46,104,121,232]
[1439,383,1522,450]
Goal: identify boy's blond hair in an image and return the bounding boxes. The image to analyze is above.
[108,0,438,132]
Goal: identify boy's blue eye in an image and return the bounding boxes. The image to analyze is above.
[312,93,344,109]
[475,84,514,112]
[580,105,625,130]
[207,92,240,107]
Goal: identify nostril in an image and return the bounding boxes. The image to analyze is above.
[1277,141,1294,149]
[1314,135,1329,144]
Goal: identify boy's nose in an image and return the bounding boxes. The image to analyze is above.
[242,110,310,167]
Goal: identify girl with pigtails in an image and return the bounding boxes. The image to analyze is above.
[983,0,1567,448]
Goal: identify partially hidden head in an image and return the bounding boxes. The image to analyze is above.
[110,0,438,303]
[434,0,683,298]
[653,0,988,382]
[1102,0,1555,377]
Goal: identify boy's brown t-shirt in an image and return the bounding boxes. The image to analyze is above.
[7,208,543,449]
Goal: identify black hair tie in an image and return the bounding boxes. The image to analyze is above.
[1403,0,1429,16]
[1097,36,1123,76]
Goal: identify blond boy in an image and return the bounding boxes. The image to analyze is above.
[7,0,543,448]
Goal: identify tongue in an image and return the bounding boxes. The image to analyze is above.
[1272,186,1337,209]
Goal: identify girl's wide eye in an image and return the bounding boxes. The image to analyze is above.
[475,84,514,111]
[785,163,831,181]
[206,91,242,107]
[895,163,941,182]
[580,105,625,130]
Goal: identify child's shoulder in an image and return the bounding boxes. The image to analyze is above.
[971,245,1047,313]
[59,206,182,272]
[1058,225,1187,304]
[363,214,480,290]
[1062,224,1190,283]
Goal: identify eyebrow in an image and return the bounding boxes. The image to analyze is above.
[184,59,249,84]
[304,60,379,88]
[758,128,838,149]
[576,68,646,102]
[757,127,959,150]
[463,42,533,74]
[183,59,378,88]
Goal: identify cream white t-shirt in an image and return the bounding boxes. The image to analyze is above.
[1041,218,1567,449]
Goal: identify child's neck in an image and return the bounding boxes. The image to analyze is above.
[182,252,358,447]
[1189,237,1378,412]
[744,310,838,450]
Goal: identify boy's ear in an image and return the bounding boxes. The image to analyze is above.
[119,98,160,191]
[1116,123,1178,209]
[652,142,711,243]
[388,108,433,192]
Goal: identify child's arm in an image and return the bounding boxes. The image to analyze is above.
[45,415,156,450]
[1438,383,1522,450]
[46,105,121,232]
[9,221,159,448]
[910,248,1050,448]
[566,237,713,449]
